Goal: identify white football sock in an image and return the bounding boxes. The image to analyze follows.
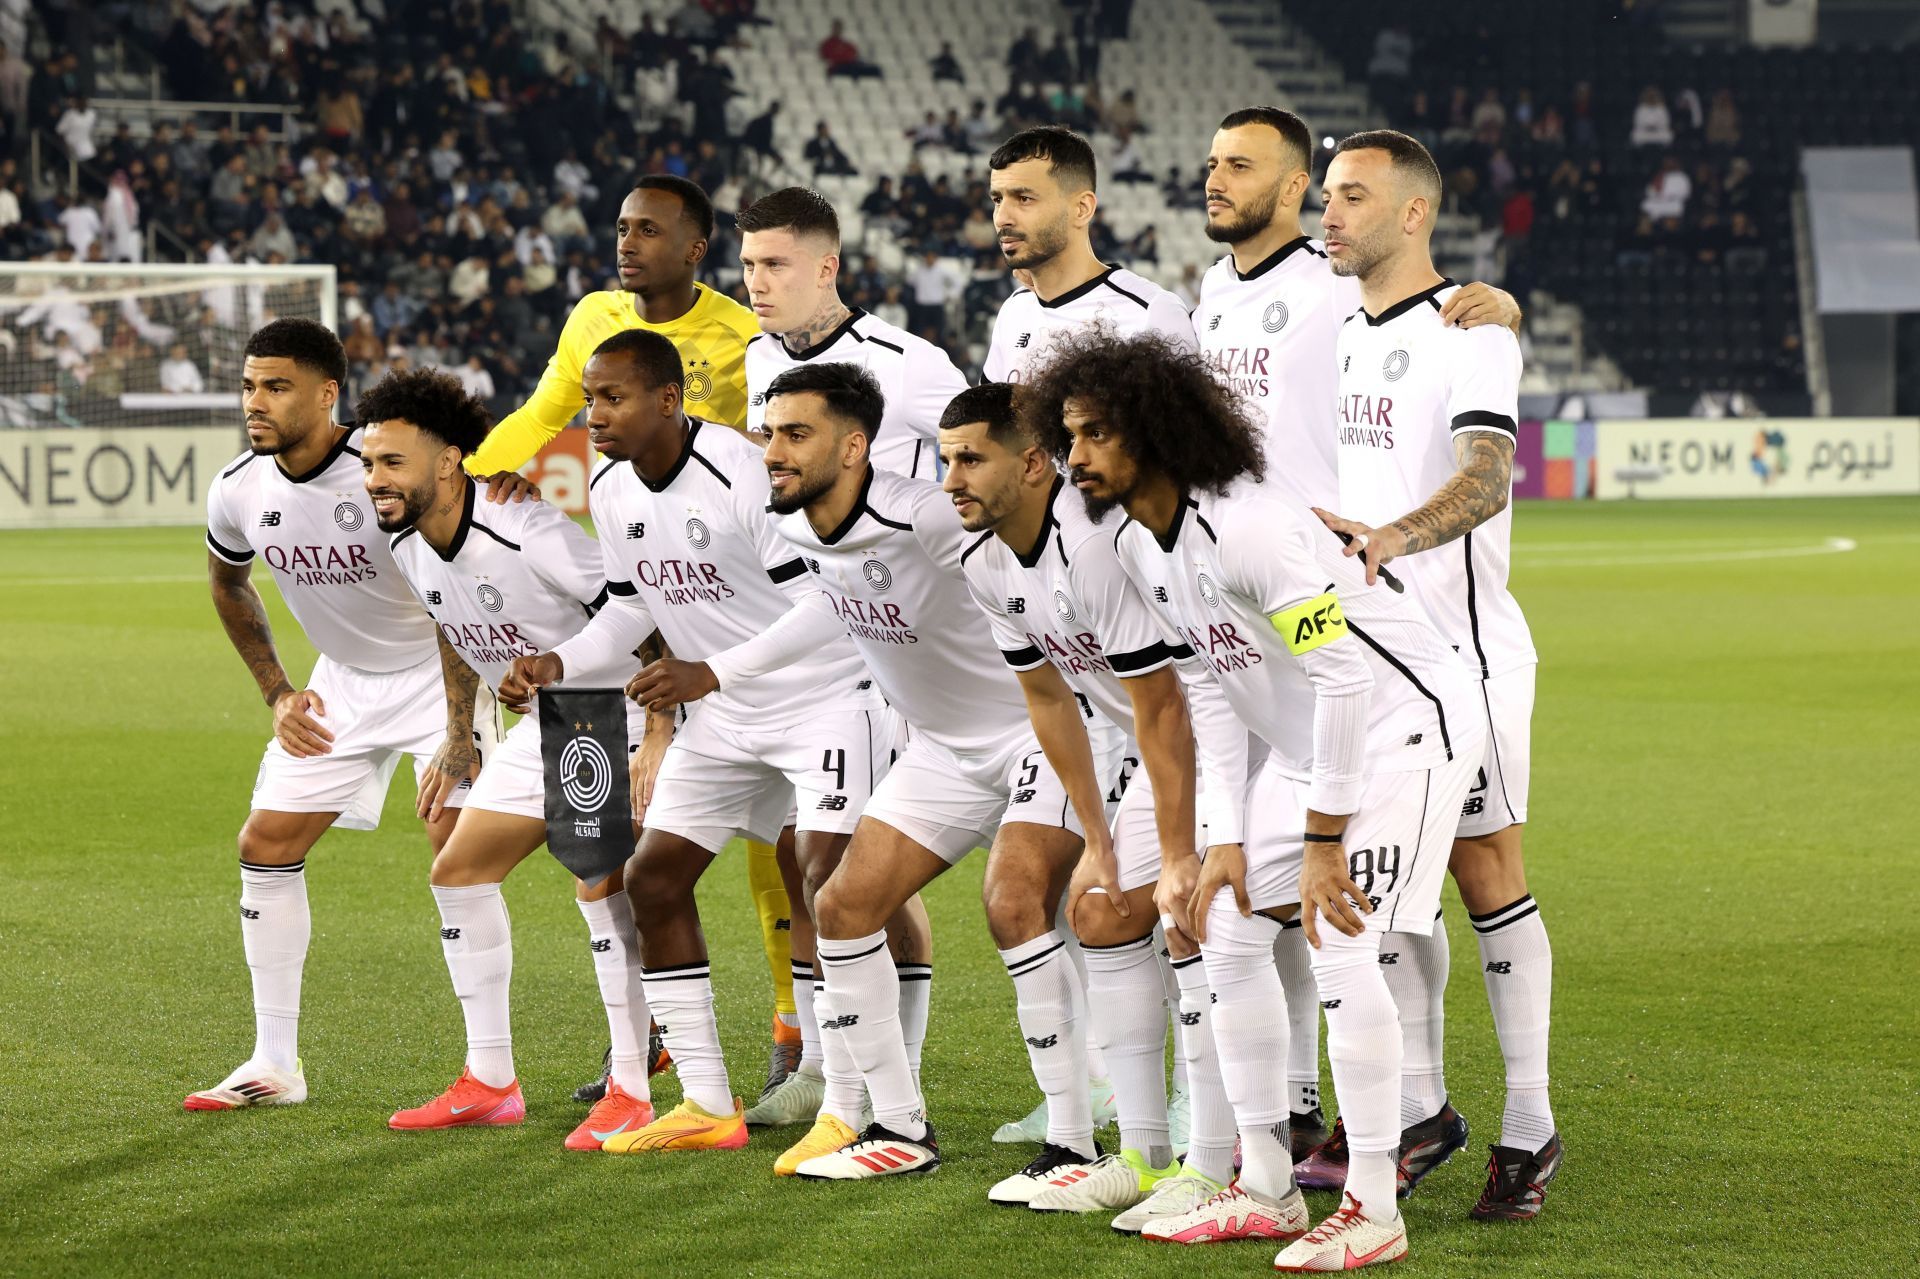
[792,959,821,1072]
[1383,912,1450,1126]
[1312,928,1402,1222]
[814,979,865,1123]
[576,894,650,1098]
[1058,899,1111,1081]
[1001,930,1094,1158]
[896,961,931,1096]
[819,930,923,1138]
[1473,895,1556,1151]
[239,859,309,1072]
[642,960,731,1114]
[1170,952,1235,1186]
[1274,919,1321,1113]
[1200,905,1292,1200]
[432,882,515,1088]
[1082,934,1170,1162]
[1157,935,1189,1093]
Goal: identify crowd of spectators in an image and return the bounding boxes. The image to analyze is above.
[5,0,1174,418]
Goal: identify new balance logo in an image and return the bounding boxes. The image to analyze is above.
[1152,586,1169,602]
[1378,952,1399,965]
[1485,961,1512,975]
[240,906,260,920]
[1461,796,1486,817]
[822,1013,860,1030]
[1011,788,1036,804]
[1006,597,1026,614]
[750,391,767,407]
[425,590,442,605]
[817,794,849,811]
[775,918,791,931]
[441,927,461,940]
[1014,332,1032,348]
[1024,1034,1058,1049]
[1321,998,1342,1010]
[855,679,872,690]
[625,522,646,539]
[1207,314,1221,330]
[589,938,612,953]
[1178,1011,1201,1026]
[1405,733,1423,746]
[259,511,282,526]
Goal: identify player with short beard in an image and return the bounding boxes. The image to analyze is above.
[628,363,1123,1194]
[1026,328,1483,1269]
[1194,104,1524,1192]
[187,319,503,1114]
[938,383,1253,1228]
[983,126,1194,387]
[1314,130,1560,1222]
[367,367,656,1150]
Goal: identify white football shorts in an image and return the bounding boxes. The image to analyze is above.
[250,651,501,830]
[1454,664,1534,840]
[644,703,904,854]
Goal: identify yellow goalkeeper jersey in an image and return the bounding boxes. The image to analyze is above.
[465,282,761,475]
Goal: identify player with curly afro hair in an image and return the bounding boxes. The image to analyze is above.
[357,368,497,535]
[1017,327,1266,519]
[354,366,494,457]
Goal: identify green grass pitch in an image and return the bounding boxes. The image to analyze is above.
[2,497,1916,1278]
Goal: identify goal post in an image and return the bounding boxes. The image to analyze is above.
[0,261,337,529]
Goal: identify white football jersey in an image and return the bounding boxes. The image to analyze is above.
[562,418,880,725]
[960,474,1182,734]
[1114,481,1475,801]
[737,467,1035,759]
[984,265,1196,384]
[1194,237,1359,511]
[1334,280,1535,679]
[744,308,968,479]
[206,428,437,673]
[387,480,616,694]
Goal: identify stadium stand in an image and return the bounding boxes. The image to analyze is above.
[1270,0,1920,406]
[7,0,1909,413]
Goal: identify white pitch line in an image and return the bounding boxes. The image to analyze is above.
[1519,538,1857,568]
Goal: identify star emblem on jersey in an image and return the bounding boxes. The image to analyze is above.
[862,559,892,591]
[1263,301,1289,333]
[332,501,363,531]
[1053,590,1075,623]
[685,518,710,550]
[1196,572,1219,608]
[477,584,503,613]
[1383,349,1410,381]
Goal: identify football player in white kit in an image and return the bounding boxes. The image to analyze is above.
[1193,104,1523,1193]
[187,320,503,1112]
[359,369,654,1152]
[938,382,1244,1229]
[981,123,1189,1143]
[983,125,1194,387]
[1313,130,1562,1222]
[1030,329,1483,1270]
[501,329,911,1169]
[739,186,968,478]
[628,363,1121,1192]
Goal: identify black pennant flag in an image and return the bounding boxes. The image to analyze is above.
[538,688,633,887]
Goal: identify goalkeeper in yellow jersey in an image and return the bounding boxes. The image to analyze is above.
[465,176,806,1108]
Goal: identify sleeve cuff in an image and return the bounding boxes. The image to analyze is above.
[206,530,253,563]
[1449,410,1517,438]
[1306,779,1363,816]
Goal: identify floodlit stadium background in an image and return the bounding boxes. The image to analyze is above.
[2,2,1916,1276]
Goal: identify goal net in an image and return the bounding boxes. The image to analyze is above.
[0,262,337,430]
